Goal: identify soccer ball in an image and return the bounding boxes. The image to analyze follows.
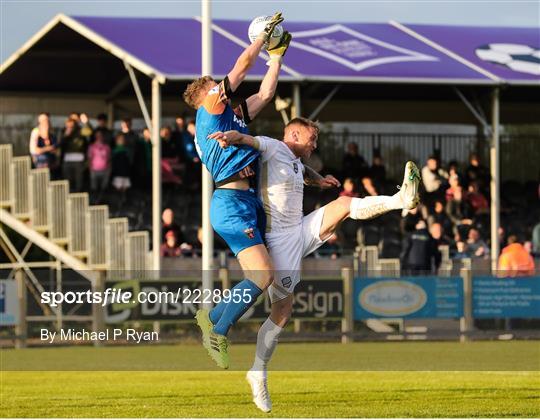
[248,15,284,49]
[475,43,540,76]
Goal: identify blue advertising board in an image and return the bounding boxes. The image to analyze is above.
[473,276,540,318]
[354,277,463,319]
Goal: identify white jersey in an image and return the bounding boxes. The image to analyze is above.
[255,136,304,233]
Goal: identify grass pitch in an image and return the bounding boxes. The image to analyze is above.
[1,341,539,417]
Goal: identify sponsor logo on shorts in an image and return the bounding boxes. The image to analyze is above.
[281,276,292,288]
[244,228,255,239]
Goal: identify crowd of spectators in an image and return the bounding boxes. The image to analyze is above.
[319,143,538,275]
[28,112,200,204]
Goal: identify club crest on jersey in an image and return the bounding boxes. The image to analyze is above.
[293,162,298,173]
[281,277,292,288]
[244,228,255,239]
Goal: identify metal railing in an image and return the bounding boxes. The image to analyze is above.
[88,205,109,270]
[48,180,69,244]
[1,142,151,273]
[29,168,50,232]
[10,156,31,219]
[0,144,13,207]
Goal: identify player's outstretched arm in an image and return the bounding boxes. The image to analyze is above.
[244,31,292,121]
[208,130,260,150]
[227,12,284,93]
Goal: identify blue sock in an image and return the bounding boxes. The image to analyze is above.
[213,279,263,336]
[209,300,226,324]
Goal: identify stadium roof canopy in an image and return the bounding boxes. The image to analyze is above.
[1,14,539,92]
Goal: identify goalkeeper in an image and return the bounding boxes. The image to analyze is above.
[183,13,292,369]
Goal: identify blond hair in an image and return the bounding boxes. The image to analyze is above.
[285,117,320,136]
[183,76,215,109]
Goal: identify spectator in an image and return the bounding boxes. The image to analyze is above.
[133,127,153,189]
[93,113,113,146]
[430,222,452,248]
[161,230,181,257]
[359,176,378,197]
[161,208,182,243]
[79,113,93,140]
[119,117,137,164]
[68,112,80,124]
[161,126,182,185]
[111,133,131,193]
[182,120,201,191]
[445,174,461,202]
[453,241,470,259]
[183,120,199,163]
[342,142,368,181]
[446,186,474,231]
[87,131,111,199]
[339,178,359,198]
[465,153,489,191]
[60,117,87,192]
[421,156,448,205]
[427,200,453,235]
[533,222,540,256]
[370,155,386,184]
[447,160,461,179]
[497,235,535,277]
[466,227,490,259]
[400,219,441,274]
[171,116,186,158]
[400,206,423,234]
[466,182,489,213]
[29,112,59,171]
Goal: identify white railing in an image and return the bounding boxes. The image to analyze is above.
[3,143,152,277]
[0,144,13,208]
[128,231,150,278]
[48,180,69,245]
[88,205,109,270]
[67,193,89,258]
[29,168,50,232]
[107,217,129,279]
[11,156,31,219]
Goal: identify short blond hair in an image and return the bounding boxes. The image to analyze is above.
[285,117,320,136]
[183,76,215,109]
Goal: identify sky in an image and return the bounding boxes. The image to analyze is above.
[1,0,539,62]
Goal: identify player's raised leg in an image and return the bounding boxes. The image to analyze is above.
[319,161,421,240]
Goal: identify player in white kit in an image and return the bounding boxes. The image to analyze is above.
[208,118,420,412]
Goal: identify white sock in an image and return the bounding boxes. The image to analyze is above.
[251,318,283,377]
[349,195,402,220]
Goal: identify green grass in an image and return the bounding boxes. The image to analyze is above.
[1,342,539,417]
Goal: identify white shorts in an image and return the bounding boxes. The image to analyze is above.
[267,206,330,303]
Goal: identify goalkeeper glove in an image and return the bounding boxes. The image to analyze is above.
[257,12,284,44]
[266,31,292,65]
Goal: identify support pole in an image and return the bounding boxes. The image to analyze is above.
[292,83,301,118]
[490,88,500,273]
[341,267,354,344]
[459,266,473,342]
[92,271,105,346]
[15,269,27,349]
[151,78,162,272]
[201,0,214,308]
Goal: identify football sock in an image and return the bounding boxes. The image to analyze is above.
[349,195,402,220]
[251,317,283,377]
[213,279,263,336]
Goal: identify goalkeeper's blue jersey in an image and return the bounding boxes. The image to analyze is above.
[194,81,259,184]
